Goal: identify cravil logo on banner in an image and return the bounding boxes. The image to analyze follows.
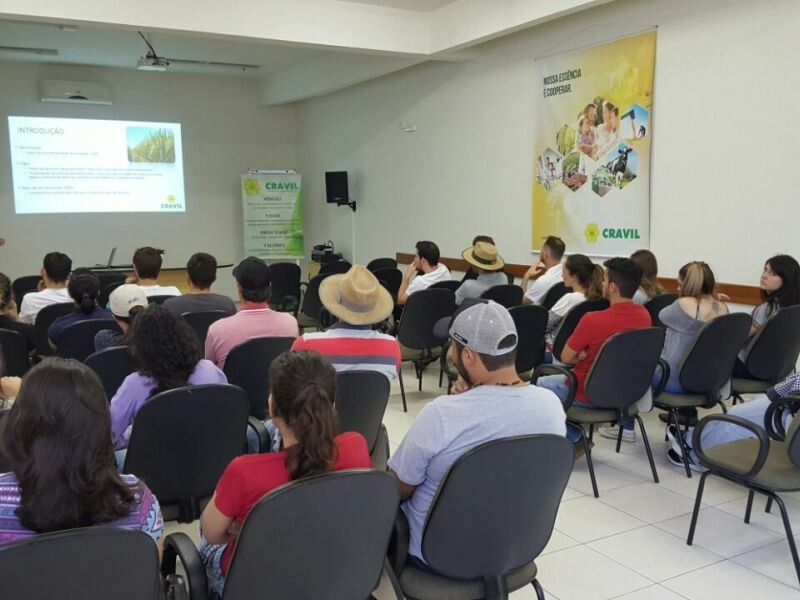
[242,171,304,259]
[532,31,656,255]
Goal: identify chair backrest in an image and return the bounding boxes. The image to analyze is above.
[429,280,461,293]
[551,299,610,361]
[584,327,665,409]
[11,275,40,308]
[480,284,524,308]
[147,295,173,306]
[181,310,229,345]
[95,272,127,308]
[85,346,136,400]
[124,384,249,505]
[0,329,31,376]
[678,312,752,394]
[373,268,402,299]
[744,305,800,383]
[33,302,75,356]
[319,260,352,276]
[397,288,456,350]
[224,470,399,600]
[268,263,302,309]
[102,281,125,307]
[367,257,397,272]
[299,274,330,321]
[541,282,571,311]
[508,305,548,375]
[645,293,678,328]
[336,371,390,454]
[0,527,161,600]
[223,336,296,418]
[56,320,121,362]
[421,435,573,579]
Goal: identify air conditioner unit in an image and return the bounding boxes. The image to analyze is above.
[40,80,113,105]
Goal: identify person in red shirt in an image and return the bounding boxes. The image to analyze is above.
[198,350,372,598]
[536,257,651,443]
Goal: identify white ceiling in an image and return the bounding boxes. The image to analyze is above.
[340,0,458,11]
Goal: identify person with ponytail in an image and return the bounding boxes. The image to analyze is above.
[545,254,603,348]
[198,351,371,599]
[630,249,664,304]
[47,269,113,348]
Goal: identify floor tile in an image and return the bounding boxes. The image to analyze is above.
[554,496,647,543]
[163,520,201,545]
[598,482,698,524]
[561,486,584,502]
[732,537,800,590]
[568,460,645,496]
[716,493,800,535]
[542,529,580,555]
[609,585,688,600]
[656,468,748,507]
[663,560,800,600]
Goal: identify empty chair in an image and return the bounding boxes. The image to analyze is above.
[162,470,400,600]
[297,273,331,331]
[56,320,121,361]
[367,257,398,272]
[391,435,574,600]
[146,294,174,306]
[429,280,461,293]
[95,272,127,307]
[32,302,74,356]
[102,281,125,308]
[182,310,229,345]
[318,260,352,276]
[541,281,571,310]
[0,329,31,376]
[11,275,40,308]
[268,262,302,312]
[374,268,403,299]
[336,371,391,469]
[645,293,678,328]
[550,299,610,362]
[0,528,161,600]
[123,384,249,522]
[481,283,524,308]
[86,346,136,399]
[223,336,296,418]
[509,305,548,380]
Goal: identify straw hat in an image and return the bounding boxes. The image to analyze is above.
[319,265,394,326]
[461,241,504,271]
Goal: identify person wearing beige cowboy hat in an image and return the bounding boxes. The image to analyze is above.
[454,241,508,305]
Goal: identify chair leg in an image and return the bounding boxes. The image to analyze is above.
[588,423,595,442]
[415,361,423,392]
[766,496,774,514]
[532,578,546,600]
[769,493,800,588]
[615,419,623,453]
[580,425,600,498]
[635,414,659,484]
[745,490,755,524]
[438,364,443,388]
[670,410,692,479]
[687,471,709,545]
[398,368,408,413]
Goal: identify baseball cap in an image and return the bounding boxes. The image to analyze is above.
[109,284,147,318]
[448,300,517,356]
[233,257,271,290]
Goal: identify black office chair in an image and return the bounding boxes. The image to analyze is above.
[123,384,250,523]
[645,293,678,328]
[11,275,40,308]
[509,305,548,380]
[397,288,455,412]
[541,282,571,311]
[367,257,398,272]
[223,336,296,418]
[534,328,665,498]
[653,312,752,478]
[336,371,391,469]
[147,295,174,306]
[102,281,125,307]
[297,273,331,331]
[162,470,401,600]
[181,310,229,345]
[0,528,161,600]
[481,284,524,308]
[550,299,610,362]
[391,435,574,600]
[429,280,461,293]
[374,268,403,299]
[56,319,121,362]
[94,272,127,307]
[268,262,302,313]
[319,260,352,276]
[0,329,31,376]
[33,302,75,357]
[85,346,136,400]
[731,305,800,402]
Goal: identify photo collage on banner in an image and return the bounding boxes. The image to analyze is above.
[532,31,656,255]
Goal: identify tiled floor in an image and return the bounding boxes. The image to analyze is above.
[166,364,800,599]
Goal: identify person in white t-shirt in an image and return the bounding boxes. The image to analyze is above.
[397,241,452,305]
[125,247,181,297]
[522,235,566,305]
[18,252,73,324]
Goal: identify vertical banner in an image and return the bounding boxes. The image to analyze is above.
[242,171,304,259]
[532,31,656,255]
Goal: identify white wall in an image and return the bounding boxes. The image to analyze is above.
[298,0,800,287]
[0,62,297,297]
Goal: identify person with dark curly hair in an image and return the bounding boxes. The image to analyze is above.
[109,306,227,452]
[47,269,113,347]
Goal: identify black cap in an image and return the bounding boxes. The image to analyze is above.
[233,257,271,290]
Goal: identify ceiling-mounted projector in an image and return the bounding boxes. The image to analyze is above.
[136,55,169,71]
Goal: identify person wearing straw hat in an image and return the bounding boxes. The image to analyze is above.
[454,241,508,305]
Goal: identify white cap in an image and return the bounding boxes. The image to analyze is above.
[109,284,147,318]
[449,300,518,356]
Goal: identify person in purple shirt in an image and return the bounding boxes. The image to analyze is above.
[110,306,227,456]
[48,269,114,348]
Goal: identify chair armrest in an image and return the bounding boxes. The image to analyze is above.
[532,364,576,410]
[692,414,770,479]
[652,358,670,398]
[387,510,410,576]
[764,395,800,441]
[247,416,269,453]
[161,532,209,600]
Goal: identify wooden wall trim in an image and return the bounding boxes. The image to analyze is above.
[395,252,762,306]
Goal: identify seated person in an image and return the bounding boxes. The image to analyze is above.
[163,253,236,316]
[205,257,299,369]
[110,307,227,453]
[388,301,566,567]
[630,249,664,305]
[94,284,148,352]
[454,241,508,305]
[0,272,35,354]
[536,258,650,443]
[397,241,452,305]
[198,351,371,598]
[0,358,164,553]
[18,252,72,323]
[47,270,114,348]
[0,351,22,409]
[545,254,603,349]
[522,236,565,305]
[126,247,181,297]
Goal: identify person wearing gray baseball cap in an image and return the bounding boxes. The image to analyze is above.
[388,300,567,568]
